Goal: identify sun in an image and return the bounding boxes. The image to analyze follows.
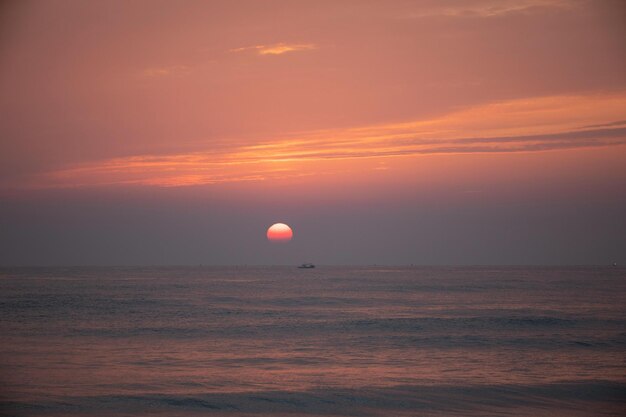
[267,223,293,242]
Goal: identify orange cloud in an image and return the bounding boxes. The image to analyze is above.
[25,92,626,189]
[231,43,317,56]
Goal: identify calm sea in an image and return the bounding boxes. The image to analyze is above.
[0,266,624,416]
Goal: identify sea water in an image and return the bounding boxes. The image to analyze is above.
[0,266,624,416]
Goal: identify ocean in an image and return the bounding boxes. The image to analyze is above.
[0,266,624,416]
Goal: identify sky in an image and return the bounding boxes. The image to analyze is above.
[0,0,625,266]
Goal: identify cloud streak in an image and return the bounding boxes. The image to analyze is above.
[403,0,575,19]
[19,93,626,189]
[141,65,191,77]
[231,43,317,56]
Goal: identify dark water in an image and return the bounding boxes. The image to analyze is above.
[0,266,625,416]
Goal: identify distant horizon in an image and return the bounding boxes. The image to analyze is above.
[1,263,622,268]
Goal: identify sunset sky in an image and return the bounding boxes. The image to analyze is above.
[1,0,625,265]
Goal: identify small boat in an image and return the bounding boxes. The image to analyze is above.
[298,263,315,269]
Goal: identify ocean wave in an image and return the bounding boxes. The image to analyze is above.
[2,381,624,416]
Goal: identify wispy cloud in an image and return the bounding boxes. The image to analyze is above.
[141,65,191,77]
[25,93,626,189]
[580,120,626,130]
[403,0,574,19]
[231,43,317,56]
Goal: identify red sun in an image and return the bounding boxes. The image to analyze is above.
[267,223,293,242]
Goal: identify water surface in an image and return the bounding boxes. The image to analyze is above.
[1,266,624,416]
